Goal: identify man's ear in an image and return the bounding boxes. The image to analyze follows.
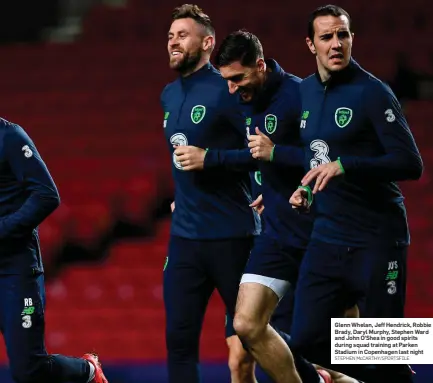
[306,37,316,55]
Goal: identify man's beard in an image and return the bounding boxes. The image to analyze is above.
[239,81,263,104]
[170,49,202,75]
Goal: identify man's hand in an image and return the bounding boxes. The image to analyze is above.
[301,161,343,193]
[173,145,206,171]
[248,127,275,161]
[170,201,175,212]
[249,194,264,214]
[289,188,310,213]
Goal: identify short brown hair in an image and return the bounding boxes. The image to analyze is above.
[172,4,215,36]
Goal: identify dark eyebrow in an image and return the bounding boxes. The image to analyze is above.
[168,29,188,37]
[319,33,333,39]
[226,74,244,82]
[320,29,350,39]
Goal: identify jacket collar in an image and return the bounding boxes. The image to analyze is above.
[314,58,360,88]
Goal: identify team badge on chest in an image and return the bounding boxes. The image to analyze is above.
[191,105,206,124]
[335,107,353,128]
[265,114,277,134]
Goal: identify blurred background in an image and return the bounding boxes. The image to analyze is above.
[0,0,431,382]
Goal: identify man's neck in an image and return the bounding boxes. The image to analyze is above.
[318,66,331,83]
[181,58,210,78]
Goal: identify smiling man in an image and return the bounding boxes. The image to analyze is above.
[215,30,315,383]
[161,5,261,383]
[289,5,422,383]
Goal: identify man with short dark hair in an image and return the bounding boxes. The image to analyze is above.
[214,30,314,383]
[290,5,422,383]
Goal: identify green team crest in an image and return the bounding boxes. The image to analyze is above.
[191,105,206,124]
[254,171,262,186]
[335,107,353,128]
[265,114,277,134]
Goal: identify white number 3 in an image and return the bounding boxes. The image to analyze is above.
[21,145,33,158]
[385,109,396,123]
[22,315,32,328]
[310,139,331,169]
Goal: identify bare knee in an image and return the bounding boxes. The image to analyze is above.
[233,312,264,343]
[234,283,278,342]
